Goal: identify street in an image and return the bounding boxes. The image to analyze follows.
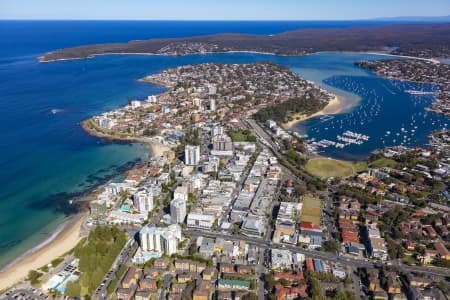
[183,228,450,278]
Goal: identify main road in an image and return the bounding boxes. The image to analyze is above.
[182,228,450,278]
[246,119,315,182]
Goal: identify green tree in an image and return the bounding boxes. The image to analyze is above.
[344,275,353,286]
[27,270,42,285]
[189,240,197,256]
[323,240,340,252]
[242,292,258,300]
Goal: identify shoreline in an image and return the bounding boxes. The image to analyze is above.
[282,95,345,129]
[0,214,86,290]
[38,49,444,64]
[315,50,441,64]
[0,121,169,290]
[81,120,171,156]
[38,50,295,63]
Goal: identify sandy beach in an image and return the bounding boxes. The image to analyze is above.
[0,215,85,290]
[282,95,344,129]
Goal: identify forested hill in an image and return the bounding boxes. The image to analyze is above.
[40,23,450,62]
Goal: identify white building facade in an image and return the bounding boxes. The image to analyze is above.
[170,198,187,224]
[139,224,182,255]
[134,189,154,213]
[185,145,201,166]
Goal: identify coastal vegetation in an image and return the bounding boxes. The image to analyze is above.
[27,270,43,285]
[64,226,127,297]
[40,23,450,62]
[253,93,328,123]
[50,257,64,268]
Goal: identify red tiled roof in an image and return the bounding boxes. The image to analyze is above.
[338,220,356,229]
[434,242,450,257]
[342,230,359,244]
[300,221,320,230]
[305,258,314,271]
[274,272,304,282]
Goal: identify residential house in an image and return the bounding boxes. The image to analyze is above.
[135,290,152,300]
[386,272,401,294]
[274,283,308,300]
[236,265,253,275]
[177,273,193,283]
[219,263,234,274]
[121,267,142,289]
[202,267,216,281]
[367,268,379,292]
[116,287,136,300]
[433,242,450,260]
[139,278,157,291]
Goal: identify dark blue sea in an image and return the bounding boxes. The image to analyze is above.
[0,20,448,269]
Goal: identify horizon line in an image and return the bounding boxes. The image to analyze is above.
[0,16,449,22]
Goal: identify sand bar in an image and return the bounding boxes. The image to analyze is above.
[282,95,344,129]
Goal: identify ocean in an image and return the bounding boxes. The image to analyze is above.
[0,20,448,269]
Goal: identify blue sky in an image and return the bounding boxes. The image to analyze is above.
[0,0,449,20]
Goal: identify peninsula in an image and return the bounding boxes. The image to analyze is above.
[82,62,333,143]
[39,23,450,62]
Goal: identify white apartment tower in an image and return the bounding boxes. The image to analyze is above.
[185,145,201,166]
[170,198,187,224]
[139,224,181,255]
[209,99,216,111]
[174,186,188,202]
[133,189,154,213]
[211,125,224,137]
[208,83,217,95]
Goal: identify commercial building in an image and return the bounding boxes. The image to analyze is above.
[271,249,292,269]
[241,215,266,237]
[187,212,215,229]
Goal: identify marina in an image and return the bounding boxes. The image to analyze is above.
[293,74,449,160]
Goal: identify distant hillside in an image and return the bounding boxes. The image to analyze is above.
[40,23,450,62]
[373,15,450,22]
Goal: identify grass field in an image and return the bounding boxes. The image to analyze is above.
[304,157,366,178]
[301,196,322,226]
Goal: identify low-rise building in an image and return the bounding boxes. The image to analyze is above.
[217,279,250,291]
[187,212,216,229]
[271,249,292,269]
